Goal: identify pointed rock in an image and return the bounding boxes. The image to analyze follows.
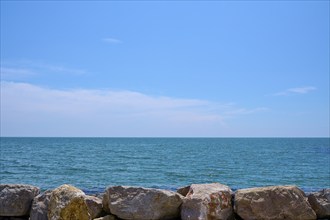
[30,190,52,220]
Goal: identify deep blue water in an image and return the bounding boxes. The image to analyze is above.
[0,137,329,193]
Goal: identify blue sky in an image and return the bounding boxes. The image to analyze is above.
[1,1,329,137]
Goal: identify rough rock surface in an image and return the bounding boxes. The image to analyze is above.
[234,185,316,220]
[102,190,111,214]
[0,184,40,217]
[85,195,104,219]
[308,189,330,219]
[180,183,233,220]
[48,184,90,220]
[103,186,183,220]
[30,190,52,220]
[93,215,117,220]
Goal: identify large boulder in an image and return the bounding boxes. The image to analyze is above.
[308,189,330,219]
[103,186,183,220]
[48,184,90,220]
[0,184,40,217]
[234,185,316,220]
[180,183,234,220]
[30,190,52,220]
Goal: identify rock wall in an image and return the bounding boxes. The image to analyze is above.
[0,183,329,220]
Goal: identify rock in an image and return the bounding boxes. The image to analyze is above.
[93,215,117,220]
[177,185,191,197]
[30,190,52,220]
[85,195,104,219]
[48,184,90,220]
[180,183,234,220]
[103,186,183,220]
[234,185,316,220]
[308,189,330,219]
[0,184,40,216]
[102,190,111,214]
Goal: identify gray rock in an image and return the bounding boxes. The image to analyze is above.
[308,189,330,219]
[85,195,104,219]
[234,185,316,220]
[103,186,183,220]
[180,183,234,220]
[0,184,40,216]
[48,184,90,220]
[30,190,52,220]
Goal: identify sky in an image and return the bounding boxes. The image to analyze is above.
[0,1,329,137]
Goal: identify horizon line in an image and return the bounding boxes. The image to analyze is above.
[1,136,329,139]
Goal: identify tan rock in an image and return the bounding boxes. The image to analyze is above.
[234,185,316,220]
[0,184,40,217]
[48,184,90,220]
[103,186,183,220]
[102,190,111,214]
[180,183,233,220]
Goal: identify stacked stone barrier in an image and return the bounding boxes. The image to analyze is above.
[0,183,329,220]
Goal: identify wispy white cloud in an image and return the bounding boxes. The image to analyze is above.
[225,107,268,115]
[34,63,86,75]
[103,37,122,44]
[0,67,36,80]
[1,60,86,80]
[0,81,266,137]
[287,86,317,94]
[273,86,317,96]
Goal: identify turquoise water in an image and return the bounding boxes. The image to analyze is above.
[0,138,329,193]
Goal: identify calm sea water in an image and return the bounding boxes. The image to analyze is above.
[0,138,329,193]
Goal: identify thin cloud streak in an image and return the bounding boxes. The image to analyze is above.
[103,37,122,44]
[1,60,87,79]
[0,67,36,80]
[273,86,317,96]
[287,86,317,94]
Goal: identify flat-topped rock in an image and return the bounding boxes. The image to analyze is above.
[234,185,316,220]
[0,184,40,217]
[103,185,183,220]
[180,183,234,220]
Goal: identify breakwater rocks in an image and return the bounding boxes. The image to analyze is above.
[0,183,329,220]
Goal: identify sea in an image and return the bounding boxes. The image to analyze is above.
[0,137,329,194]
